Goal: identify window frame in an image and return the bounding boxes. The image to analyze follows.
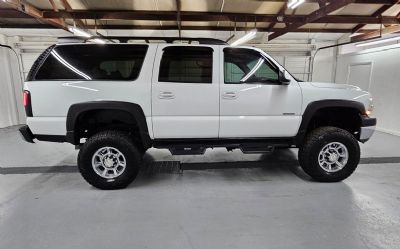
[157,45,214,84]
[223,47,281,85]
[32,44,149,82]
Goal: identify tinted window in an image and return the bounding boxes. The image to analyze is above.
[159,46,213,83]
[224,48,279,84]
[35,44,148,80]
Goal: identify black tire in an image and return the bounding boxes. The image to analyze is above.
[78,130,142,189]
[298,126,360,182]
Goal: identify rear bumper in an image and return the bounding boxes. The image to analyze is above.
[359,115,377,143]
[19,125,35,143]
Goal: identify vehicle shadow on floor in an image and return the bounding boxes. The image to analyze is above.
[132,149,312,187]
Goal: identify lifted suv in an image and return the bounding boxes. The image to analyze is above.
[19,37,376,189]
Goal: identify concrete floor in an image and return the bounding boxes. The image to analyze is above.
[1,126,400,249]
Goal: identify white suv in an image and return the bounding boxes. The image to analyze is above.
[19,37,376,189]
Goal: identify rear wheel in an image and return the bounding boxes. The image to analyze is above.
[298,126,360,182]
[78,130,142,189]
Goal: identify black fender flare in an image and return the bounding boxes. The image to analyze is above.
[294,99,366,145]
[66,101,151,148]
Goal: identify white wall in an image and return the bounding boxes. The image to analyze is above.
[335,44,400,135]
[0,37,25,128]
[311,41,337,83]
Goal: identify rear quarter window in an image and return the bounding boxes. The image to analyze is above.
[33,44,148,81]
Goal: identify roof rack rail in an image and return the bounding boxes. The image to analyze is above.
[58,36,227,45]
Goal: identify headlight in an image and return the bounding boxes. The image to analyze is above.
[366,97,374,116]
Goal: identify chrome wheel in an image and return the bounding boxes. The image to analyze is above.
[91,147,126,179]
[318,142,348,173]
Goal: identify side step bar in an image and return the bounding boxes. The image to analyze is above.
[154,138,293,155]
[240,144,274,154]
[169,144,275,155]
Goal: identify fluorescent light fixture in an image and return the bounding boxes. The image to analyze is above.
[356,36,400,47]
[287,0,297,8]
[288,0,304,9]
[90,38,106,44]
[230,29,257,46]
[68,26,92,38]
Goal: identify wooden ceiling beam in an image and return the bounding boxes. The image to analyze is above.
[0,9,32,18]
[228,0,397,3]
[0,23,373,34]
[59,0,85,28]
[351,25,400,41]
[266,3,288,31]
[352,7,400,41]
[48,0,66,26]
[39,10,400,25]
[1,0,68,30]
[352,1,399,33]
[268,0,356,40]
[176,0,181,38]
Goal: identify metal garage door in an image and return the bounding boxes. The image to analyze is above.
[272,55,311,81]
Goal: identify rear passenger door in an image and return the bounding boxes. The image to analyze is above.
[151,45,220,138]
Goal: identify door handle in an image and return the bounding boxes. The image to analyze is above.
[159,91,175,99]
[222,91,238,99]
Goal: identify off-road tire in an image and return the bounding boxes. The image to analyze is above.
[78,130,142,189]
[298,126,360,182]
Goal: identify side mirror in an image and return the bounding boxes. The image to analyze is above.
[279,70,291,85]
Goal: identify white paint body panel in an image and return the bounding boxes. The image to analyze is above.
[219,46,302,137]
[23,43,374,140]
[27,117,66,135]
[25,44,157,137]
[300,82,372,113]
[151,44,220,138]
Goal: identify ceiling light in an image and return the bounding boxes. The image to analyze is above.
[356,36,400,47]
[90,38,106,44]
[230,29,257,46]
[68,26,92,38]
[288,0,305,9]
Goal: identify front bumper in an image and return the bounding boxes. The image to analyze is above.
[19,125,35,143]
[359,115,377,143]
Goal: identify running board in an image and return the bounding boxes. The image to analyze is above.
[240,144,275,154]
[169,146,206,155]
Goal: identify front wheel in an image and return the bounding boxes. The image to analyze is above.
[298,127,360,182]
[78,131,142,189]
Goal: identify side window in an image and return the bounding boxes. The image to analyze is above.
[224,62,245,83]
[224,48,279,84]
[158,46,213,83]
[34,44,148,81]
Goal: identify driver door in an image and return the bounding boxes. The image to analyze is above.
[219,47,302,138]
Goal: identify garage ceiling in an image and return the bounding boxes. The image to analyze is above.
[0,0,399,41]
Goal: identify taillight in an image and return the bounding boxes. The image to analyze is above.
[23,91,30,107]
[23,90,33,117]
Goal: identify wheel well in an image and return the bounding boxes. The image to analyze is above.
[75,109,144,150]
[307,107,362,136]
